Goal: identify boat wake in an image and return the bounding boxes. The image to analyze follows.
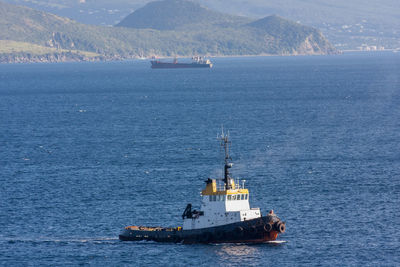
[265,240,287,244]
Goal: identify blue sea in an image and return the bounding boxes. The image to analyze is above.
[1,52,399,266]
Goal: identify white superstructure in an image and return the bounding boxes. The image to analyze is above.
[182,132,261,230]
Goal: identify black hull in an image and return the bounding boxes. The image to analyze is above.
[150,61,212,69]
[119,216,285,244]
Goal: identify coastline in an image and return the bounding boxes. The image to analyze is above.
[0,51,344,64]
[2,50,397,64]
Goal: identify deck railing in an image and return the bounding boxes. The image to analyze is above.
[215,178,246,191]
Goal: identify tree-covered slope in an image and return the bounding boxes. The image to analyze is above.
[0,2,133,56]
[116,0,246,30]
[246,15,336,54]
[0,0,337,63]
[2,0,399,50]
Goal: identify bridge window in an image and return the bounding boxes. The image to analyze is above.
[241,194,245,200]
[245,194,248,200]
[237,195,240,200]
[227,195,231,201]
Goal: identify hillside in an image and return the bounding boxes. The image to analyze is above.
[0,2,135,58]
[116,1,336,55]
[0,0,337,63]
[116,0,248,30]
[246,15,336,55]
[2,0,399,49]
[0,40,102,63]
[201,0,400,49]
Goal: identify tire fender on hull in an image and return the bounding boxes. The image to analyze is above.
[264,223,272,232]
[274,222,286,233]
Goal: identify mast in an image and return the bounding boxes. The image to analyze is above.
[220,129,233,190]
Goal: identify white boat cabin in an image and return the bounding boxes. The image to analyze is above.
[182,178,261,230]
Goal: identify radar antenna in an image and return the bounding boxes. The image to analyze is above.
[219,127,233,190]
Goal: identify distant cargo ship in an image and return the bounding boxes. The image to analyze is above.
[151,56,213,69]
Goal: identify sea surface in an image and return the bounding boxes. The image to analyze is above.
[1,52,399,266]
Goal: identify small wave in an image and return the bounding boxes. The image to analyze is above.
[4,237,119,244]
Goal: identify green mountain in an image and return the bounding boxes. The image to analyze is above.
[2,0,399,50]
[116,0,247,30]
[0,1,134,59]
[116,1,336,55]
[0,0,337,63]
[246,15,336,55]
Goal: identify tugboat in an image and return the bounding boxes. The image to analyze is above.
[150,56,212,69]
[119,132,286,244]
